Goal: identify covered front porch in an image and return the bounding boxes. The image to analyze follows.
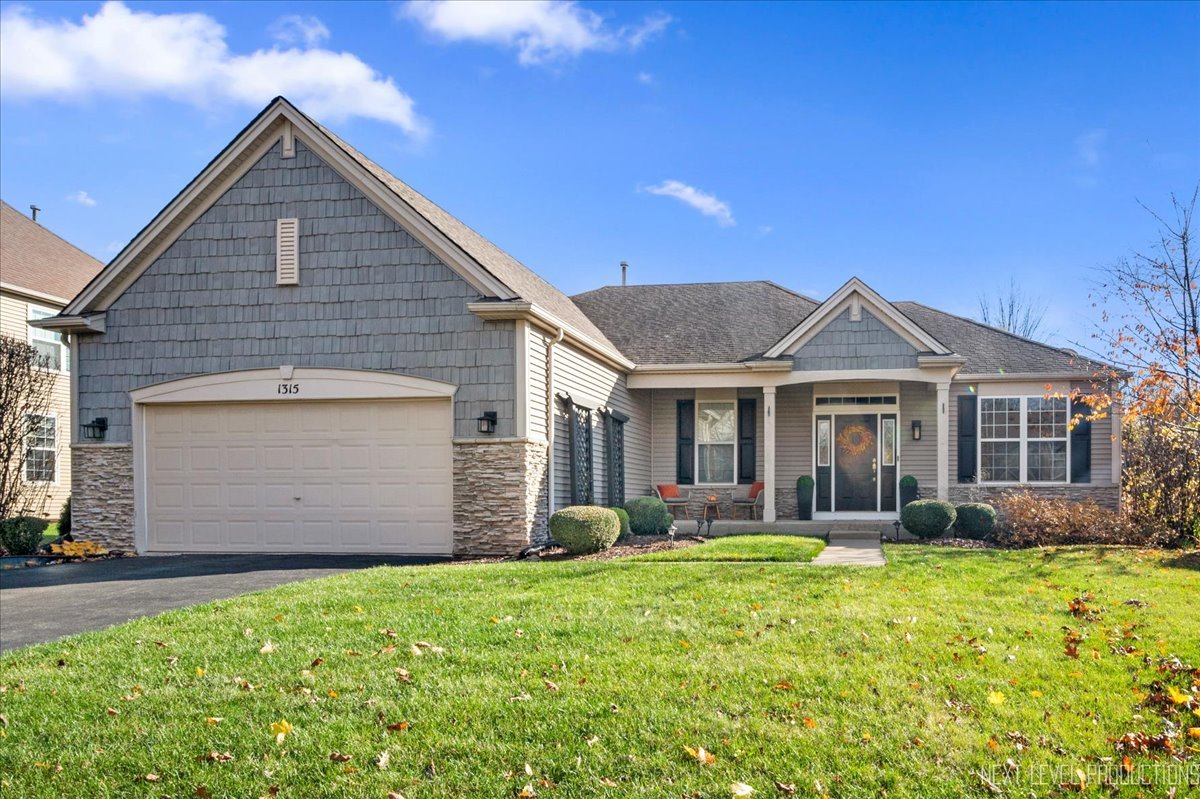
[630,367,960,523]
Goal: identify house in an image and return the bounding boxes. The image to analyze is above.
[35,98,1119,556]
[1,201,104,518]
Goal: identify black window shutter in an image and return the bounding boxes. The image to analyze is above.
[737,398,756,484]
[1070,398,1092,483]
[676,399,695,485]
[957,394,978,483]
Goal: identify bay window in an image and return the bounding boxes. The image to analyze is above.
[979,396,1068,483]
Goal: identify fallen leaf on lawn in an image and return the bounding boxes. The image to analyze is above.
[270,720,293,744]
[802,717,817,729]
[773,681,795,691]
[311,657,324,668]
[979,772,1002,795]
[376,751,390,770]
[106,707,119,716]
[684,745,716,765]
[774,782,796,794]
[517,784,537,798]
[1168,686,1194,705]
[987,691,1006,705]
[731,782,755,797]
[205,717,223,725]
[1030,690,1043,698]
[585,735,599,747]
[203,751,233,763]
[543,679,559,692]
[680,640,691,648]
[599,777,617,787]
[196,786,212,798]
[387,793,406,799]
[1189,727,1200,739]
[380,628,397,638]
[861,732,872,742]
[1122,755,1133,773]
[353,605,364,613]
[987,737,999,751]
[386,721,409,732]
[394,668,412,684]
[259,640,276,654]
[329,752,352,762]
[195,667,205,678]
[144,774,161,783]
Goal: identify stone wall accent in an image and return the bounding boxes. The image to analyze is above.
[453,439,548,557]
[948,483,1120,511]
[71,444,135,551]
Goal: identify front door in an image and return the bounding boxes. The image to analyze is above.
[834,414,878,512]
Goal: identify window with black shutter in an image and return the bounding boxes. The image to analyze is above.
[737,397,756,484]
[676,399,695,484]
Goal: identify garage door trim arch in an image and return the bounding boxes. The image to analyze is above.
[130,368,457,554]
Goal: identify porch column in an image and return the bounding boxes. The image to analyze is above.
[763,386,777,522]
[936,381,950,500]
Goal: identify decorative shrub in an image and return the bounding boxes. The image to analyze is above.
[899,475,919,507]
[549,506,621,554]
[900,500,956,539]
[993,491,1163,548]
[624,496,674,535]
[58,496,72,537]
[953,503,997,538]
[0,516,49,556]
[609,507,631,537]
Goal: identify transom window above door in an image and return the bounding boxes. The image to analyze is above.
[696,400,736,484]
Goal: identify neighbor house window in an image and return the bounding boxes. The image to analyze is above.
[980,396,1068,483]
[696,401,736,483]
[24,414,56,483]
[28,305,66,372]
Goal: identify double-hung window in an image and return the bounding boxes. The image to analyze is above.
[24,414,57,483]
[696,401,736,484]
[979,396,1068,483]
[28,305,66,372]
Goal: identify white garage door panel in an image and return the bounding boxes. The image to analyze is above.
[145,400,452,554]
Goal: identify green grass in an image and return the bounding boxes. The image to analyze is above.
[41,523,59,546]
[632,534,826,562]
[2,545,1197,798]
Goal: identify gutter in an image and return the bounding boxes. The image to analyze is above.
[467,300,634,372]
[27,313,106,334]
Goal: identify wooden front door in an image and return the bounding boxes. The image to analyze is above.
[834,414,878,512]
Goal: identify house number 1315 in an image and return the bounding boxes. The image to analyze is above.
[277,383,300,395]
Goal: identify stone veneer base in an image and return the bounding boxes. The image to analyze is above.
[72,444,136,551]
[452,438,548,557]
[948,483,1120,511]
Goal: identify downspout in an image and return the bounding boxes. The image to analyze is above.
[545,327,565,519]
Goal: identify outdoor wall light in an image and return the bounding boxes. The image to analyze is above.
[911,420,922,441]
[477,411,498,435]
[82,417,108,441]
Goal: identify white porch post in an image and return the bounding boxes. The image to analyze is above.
[936,381,950,500]
[763,386,777,522]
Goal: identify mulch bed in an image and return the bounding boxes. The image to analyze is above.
[886,536,999,550]
[536,535,704,561]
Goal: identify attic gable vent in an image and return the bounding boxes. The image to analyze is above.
[276,218,299,285]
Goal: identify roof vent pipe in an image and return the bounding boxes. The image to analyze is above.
[29,204,40,222]
[620,261,628,286]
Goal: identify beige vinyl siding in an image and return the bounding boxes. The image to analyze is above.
[899,382,938,492]
[550,342,650,509]
[526,326,549,440]
[776,384,812,491]
[1,290,73,518]
[649,387,779,487]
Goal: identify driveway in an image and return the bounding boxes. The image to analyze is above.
[0,554,444,652]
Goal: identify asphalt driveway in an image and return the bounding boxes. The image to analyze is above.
[0,554,444,652]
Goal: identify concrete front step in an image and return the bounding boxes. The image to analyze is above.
[828,529,883,543]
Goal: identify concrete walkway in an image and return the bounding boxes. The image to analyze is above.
[812,536,887,566]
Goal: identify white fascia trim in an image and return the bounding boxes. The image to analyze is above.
[917,354,968,367]
[467,301,634,372]
[28,313,106,333]
[68,100,517,315]
[0,283,69,307]
[765,277,952,358]
[130,366,457,404]
[627,365,963,391]
[632,361,793,374]
[956,372,1102,382]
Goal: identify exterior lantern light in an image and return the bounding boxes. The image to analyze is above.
[82,417,108,441]
[477,411,497,435]
[911,419,922,441]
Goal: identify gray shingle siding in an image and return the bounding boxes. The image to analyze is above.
[77,140,514,441]
[791,308,919,371]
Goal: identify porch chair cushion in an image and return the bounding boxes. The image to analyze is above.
[656,484,682,500]
[748,481,765,500]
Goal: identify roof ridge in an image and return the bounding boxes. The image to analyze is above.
[896,300,1101,365]
[1,200,103,267]
[575,279,814,294]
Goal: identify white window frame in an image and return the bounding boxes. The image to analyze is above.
[978,395,1070,485]
[28,304,68,373]
[695,393,738,486]
[24,412,58,484]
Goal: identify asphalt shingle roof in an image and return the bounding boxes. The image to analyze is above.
[574,281,1104,376]
[1,200,103,304]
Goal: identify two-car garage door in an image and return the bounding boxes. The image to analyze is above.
[144,399,452,554]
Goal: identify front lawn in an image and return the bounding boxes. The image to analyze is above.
[1,545,1197,798]
[632,534,825,562]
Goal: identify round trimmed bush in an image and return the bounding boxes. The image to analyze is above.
[0,516,49,556]
[609,507,630,538]
[549,506,620,554]
[900,499,957,539]
[624,496,673,535]
[954,502,996,539]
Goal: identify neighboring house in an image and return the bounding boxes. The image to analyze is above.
[1,200,104,518]
[35,98,1119,556]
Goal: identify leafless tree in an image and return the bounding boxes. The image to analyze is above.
[0,336,57,519]
[978,278,1051,340]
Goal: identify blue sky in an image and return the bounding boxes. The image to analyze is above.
[1,1,1196,350]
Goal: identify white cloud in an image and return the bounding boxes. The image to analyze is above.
[0,2,426,136]
[642,180,735,227]
[1075,128,1106,168]
[66,190,97,207]
[756,224,773,237]
[268,14,330,47]
[401,1,671,65]
[637,71,654,85]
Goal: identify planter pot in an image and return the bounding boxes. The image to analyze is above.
[797,483,814,521]
[900,485,919,508]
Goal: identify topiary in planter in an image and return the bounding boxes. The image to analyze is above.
[899,475,919,508]
[796,476,814,520]
[624,496,673,535]
[900,499,956,539]
[0,516,49,556]
[954,502,996,539]
[609,507,631,538]
[549,506,621,554]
